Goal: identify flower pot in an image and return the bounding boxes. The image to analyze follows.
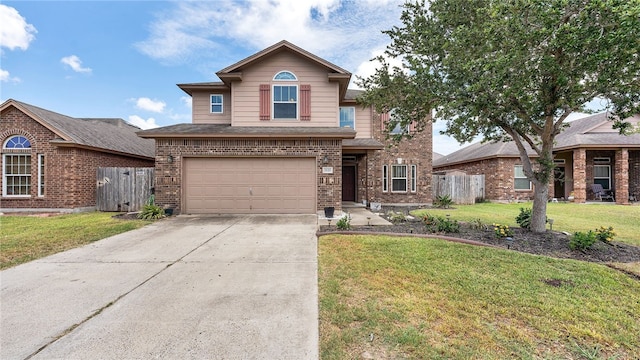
[324,207,335,218]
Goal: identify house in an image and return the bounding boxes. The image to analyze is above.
[1,99,155,212]
[433,113,640,204]
[137,41,433,215]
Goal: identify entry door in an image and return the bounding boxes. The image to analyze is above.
[554,167,565,198]
[342,166,356,202]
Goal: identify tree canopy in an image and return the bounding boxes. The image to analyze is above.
[359,0,640,232]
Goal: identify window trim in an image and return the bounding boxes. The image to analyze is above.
[391,164,408,193]
[593,164,611,190]
[272,84,298,120]
[273,70,297,81]
[3,153,32,197]
[339,106,356,130]
[3,135,31,149]
[210,94,223,114]
[382,165,388,193]
[514,165,532,191]
[38,154,45,197]
[411,164,417,193]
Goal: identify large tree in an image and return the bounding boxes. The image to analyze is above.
[359,0,640,232]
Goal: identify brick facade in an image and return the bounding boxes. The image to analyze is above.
[1,106,154,211]
[153,138,343,214]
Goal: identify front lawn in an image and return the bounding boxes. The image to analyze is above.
[319,234,640,359]
[412,202,640,246]
[0,212,149,270]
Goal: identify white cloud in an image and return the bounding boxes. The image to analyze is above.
[61,55,92,74]
[135,97,166,113]
[128,115,159,130]
[135,0,404,72]
[180,96,192,108]
[0,5,37,51]
[0,68,20,83]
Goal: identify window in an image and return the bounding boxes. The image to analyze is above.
[392,165,407,192]
[388,109,408,135]
[274,71,297,80]
[382,165,388,192]
[210,94,223,113]
[411,165,417,192]
[38,154,45,197]
[339,107,355,129]
[514,165,532,190]
[594,165,611,190]
[4,135,30,149]
[273,85,298,119]
[3,154,31,196]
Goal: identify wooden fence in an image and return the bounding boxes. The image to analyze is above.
[432,174,485,205]
[96,167,154,212]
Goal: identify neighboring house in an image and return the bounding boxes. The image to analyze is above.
[433,113,640,204]
[1,99,155,212]
[138,40,433,215]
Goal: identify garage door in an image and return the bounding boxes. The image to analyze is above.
[183,157,316,214]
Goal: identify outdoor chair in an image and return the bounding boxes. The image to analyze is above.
[591,183,614,202]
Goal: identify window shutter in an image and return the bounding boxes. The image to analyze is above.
[300,84,311,121]
[259,84,270,120]
[409,121,417,133]
[380,112,390,131]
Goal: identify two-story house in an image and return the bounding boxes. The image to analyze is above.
[138,41,432,215]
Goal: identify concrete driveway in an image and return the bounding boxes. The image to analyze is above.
[0,215,318,359]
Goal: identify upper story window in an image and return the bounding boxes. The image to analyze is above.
[4,135,31,149]
[210,94,223,113]
[339,107,355,129]
[274,71,297,80]
[388,109,409,135]
[273,85,298,119]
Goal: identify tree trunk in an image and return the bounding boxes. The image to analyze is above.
[531,183,548,233]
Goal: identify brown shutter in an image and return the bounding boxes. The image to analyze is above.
[380,112,390,130]
[409,121,416,133]
[300,84,311,121]
[259,84,270,120]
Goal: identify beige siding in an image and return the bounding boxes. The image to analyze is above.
[588,114,640,133]
[192,91,232,124]
[231,51,339,127]
[354,105,372,138]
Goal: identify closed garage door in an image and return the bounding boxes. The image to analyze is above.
[183,157,316,214]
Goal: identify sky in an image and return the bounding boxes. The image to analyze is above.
[0,1,596,155]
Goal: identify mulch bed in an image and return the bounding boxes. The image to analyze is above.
[318,206,640,265]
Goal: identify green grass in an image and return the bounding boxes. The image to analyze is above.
[412,202,640,246]
[0,212,149,270]
[319,234,640,359]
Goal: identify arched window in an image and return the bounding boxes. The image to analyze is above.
[273,71,297,81]
[2,135,34,197]
[3,135,31,149]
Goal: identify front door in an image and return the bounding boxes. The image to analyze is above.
[342,166,356,202]
[554,166,565,199]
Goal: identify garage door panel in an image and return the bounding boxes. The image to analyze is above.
[184,157,315,214]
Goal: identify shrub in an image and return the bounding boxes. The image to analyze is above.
[515,207,532,229]
[422,214,460,233]
[138,203,165,220]
[434,194,454,209]
[594,226,615,243]
[493,223,514,238]
[569,231,597,250]
[336,215,351,230]
[387,211,407,223]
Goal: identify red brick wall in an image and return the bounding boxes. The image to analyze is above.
[434,157,536,201]
[369,113,433,204]
[153,138,342,214]
[1,106,154,210]
[630,150,640,199]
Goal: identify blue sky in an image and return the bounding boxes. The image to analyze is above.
[1,1,595,155]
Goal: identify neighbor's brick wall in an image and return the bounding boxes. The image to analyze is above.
[154,138,342,214]
[369,112,433,205]
[1,106,153,210]
[630,150,640,199]
[433,157,536,201]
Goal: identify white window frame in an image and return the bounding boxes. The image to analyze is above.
[382,165,388,192]
[514,165,532,191]
[3,154,32,197]
[272,84,298,120]
[38,154,45,197]
[210,94,223,114]
[411,164,417,193]
[391,164,408,193]
[593,164,611,190]
[273,71,297,81]
[339,106,355,130]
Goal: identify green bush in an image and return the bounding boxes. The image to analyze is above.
[336,216,351,230]
[422,214,460,233]
[569,231,597,250]
[594,226,616,243]
[434,194,454,209]
[138,204,165,220]
[493,223,514,238]
[387,211,407,223]
[515,207,532,229]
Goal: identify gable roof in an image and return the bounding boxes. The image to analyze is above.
[216,40,352,100]
[434,113,640,168]
[1,99,155,159]
[137,123,356,139]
